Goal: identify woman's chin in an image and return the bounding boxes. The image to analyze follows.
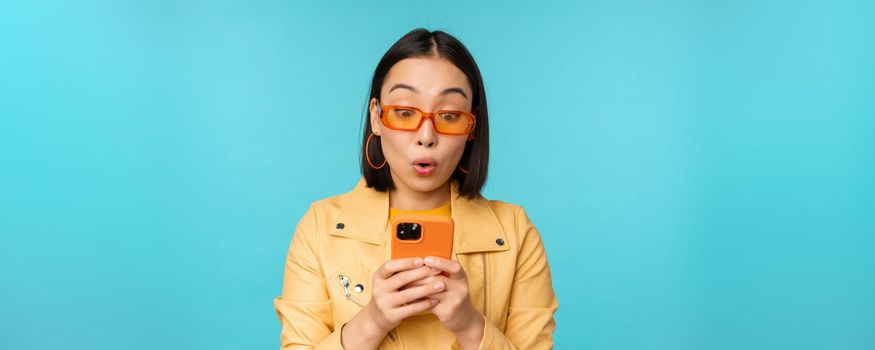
[397,173,450,193]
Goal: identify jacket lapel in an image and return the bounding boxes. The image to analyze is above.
[328,177,390,245]
[329,177,509,254]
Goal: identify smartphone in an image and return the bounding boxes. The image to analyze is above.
[390,214,454,261]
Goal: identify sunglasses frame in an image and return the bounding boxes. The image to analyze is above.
[379,104,477,140]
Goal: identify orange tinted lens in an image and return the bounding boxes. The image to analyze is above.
[434,111,471,134]
[386,107,422,130]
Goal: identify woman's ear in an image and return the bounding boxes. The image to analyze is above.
[369,97,382,135]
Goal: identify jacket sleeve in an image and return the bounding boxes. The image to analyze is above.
[462,206,560,350]
[273,204,347,349]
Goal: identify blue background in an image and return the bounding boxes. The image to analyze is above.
[1,0,872,349]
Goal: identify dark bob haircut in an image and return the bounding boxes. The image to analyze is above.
[360,28,489,200]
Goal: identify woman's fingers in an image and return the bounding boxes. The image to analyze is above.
[394,279,445,305]
[369,258,462,315]
[400,275,432,289]
[368,258,444,331]
[385,265,441,292]
[399,273,452,291]
[423,256,466,279]
[375,258,424,280]
[394,297,439,318]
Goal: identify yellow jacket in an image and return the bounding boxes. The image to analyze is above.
[274,177,558,349]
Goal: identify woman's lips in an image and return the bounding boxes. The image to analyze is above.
[412,157,437,176]
[413,163,436,176]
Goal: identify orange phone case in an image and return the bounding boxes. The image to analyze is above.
[390,214,454,261]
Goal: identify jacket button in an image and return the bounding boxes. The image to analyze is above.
[496,238,505,246]
[336,223,345,230]
[354,284,364,293]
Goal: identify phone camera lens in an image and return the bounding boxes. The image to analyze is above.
[396,222,422,241]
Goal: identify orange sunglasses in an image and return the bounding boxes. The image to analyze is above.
[377,102,476,140]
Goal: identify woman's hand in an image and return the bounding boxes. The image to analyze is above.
[414,256,485,349]
[365,257,444,333]
[343,257,442,349]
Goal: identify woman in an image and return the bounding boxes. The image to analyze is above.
[274,28,558,349]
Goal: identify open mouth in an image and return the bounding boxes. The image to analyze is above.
[412,162,436,176]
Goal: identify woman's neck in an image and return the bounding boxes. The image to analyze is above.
[389,180,451,211]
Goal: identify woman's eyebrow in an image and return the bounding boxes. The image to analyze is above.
[388,83,469,100]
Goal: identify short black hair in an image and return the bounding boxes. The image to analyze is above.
[360,28,489,200]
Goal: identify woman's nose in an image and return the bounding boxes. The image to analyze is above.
[417,118,436,147]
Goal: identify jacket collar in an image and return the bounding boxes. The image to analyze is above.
[329,177,509,254]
